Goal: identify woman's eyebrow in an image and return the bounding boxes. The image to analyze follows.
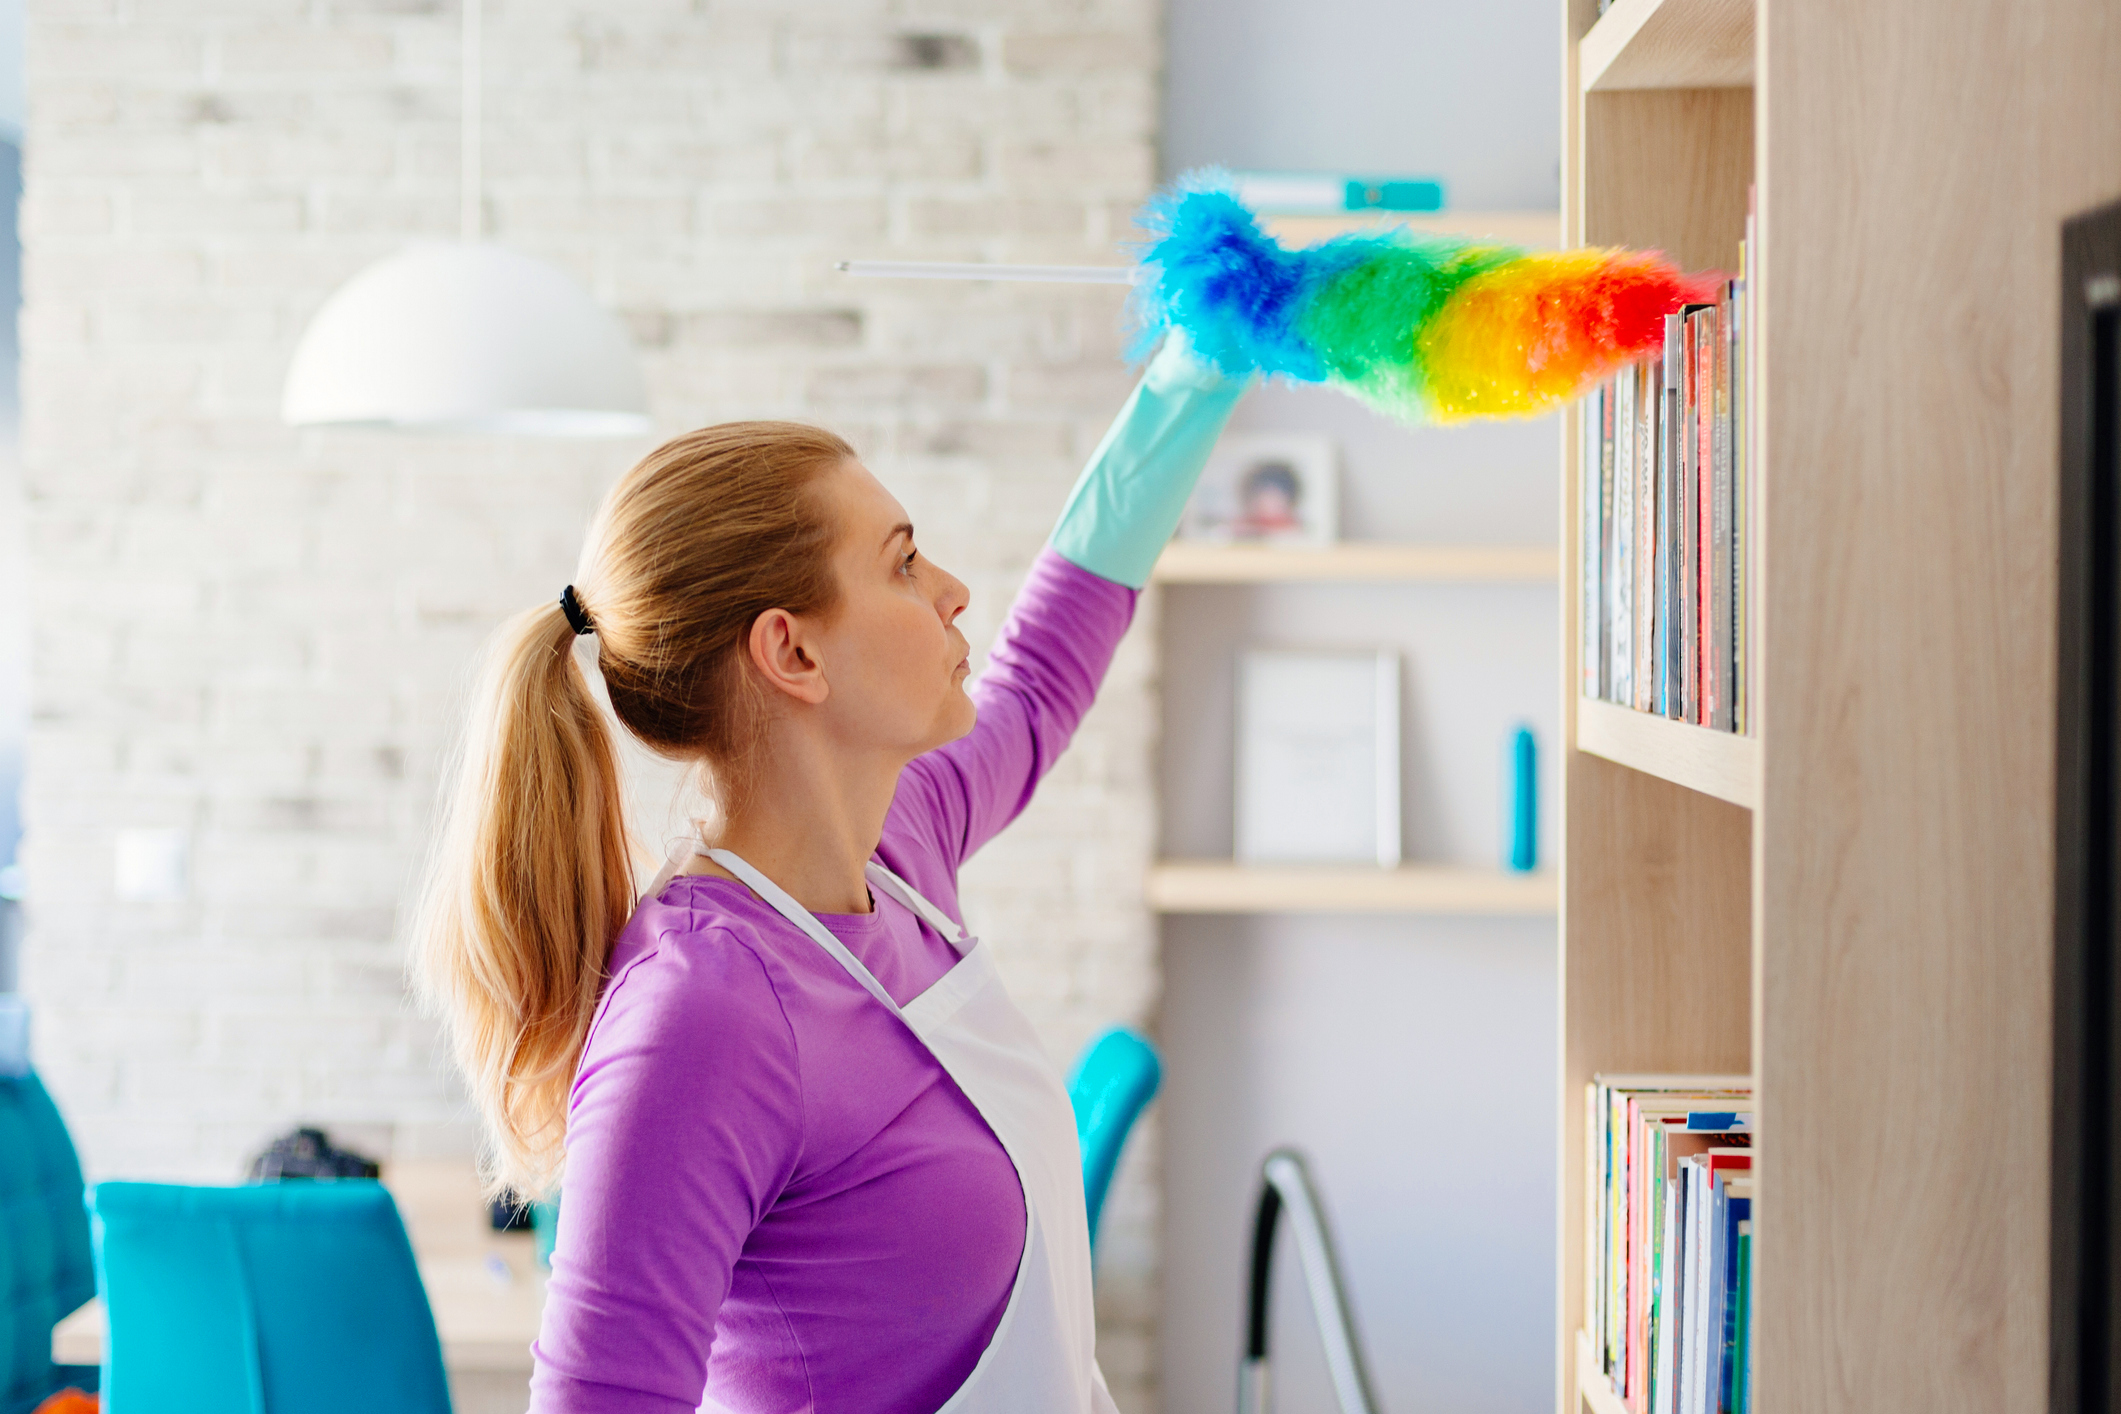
[881,521,914,552]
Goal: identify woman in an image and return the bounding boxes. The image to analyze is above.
[414,337,1245,1414]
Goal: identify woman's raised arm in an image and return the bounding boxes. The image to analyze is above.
[893,337,1248,866]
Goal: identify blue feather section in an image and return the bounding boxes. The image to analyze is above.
[1129,173,1372,380]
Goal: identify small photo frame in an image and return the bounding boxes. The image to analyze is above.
[1234,649,1401,868]
[1182,433,1338,547]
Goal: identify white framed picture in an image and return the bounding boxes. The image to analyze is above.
[1234,649,1401,867]
[1181,433,1338,547]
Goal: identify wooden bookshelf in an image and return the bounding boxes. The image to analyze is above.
[1150,541,1557,584]
[1579,0,1753,92]
[1559,0,2112,1410]
[1145,860,1555,915]
[1574,698,1758,809]
[1573,1332,1628,1414]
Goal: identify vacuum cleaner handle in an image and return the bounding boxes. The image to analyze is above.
[1236,1148,1382,1414]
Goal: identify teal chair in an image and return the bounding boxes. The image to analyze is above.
[0,1070,97,1414]
[1067,1027,1162,1254]
[88,1181,451,1414]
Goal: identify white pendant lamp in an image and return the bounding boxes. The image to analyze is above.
[281,0,649,436]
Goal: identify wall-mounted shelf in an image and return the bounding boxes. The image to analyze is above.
[1575,1331,1629,1414]
[1151,542,1558,584]
[1147,860,1556,915]
[1580,0,1753,92]
[1265,210,1561,250]
[1576,697,1758,810]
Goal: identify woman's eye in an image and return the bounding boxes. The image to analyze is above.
[900,549,919,575]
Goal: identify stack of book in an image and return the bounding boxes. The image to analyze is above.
[1585,1075,1755,1414]
[1579,222,1755,733]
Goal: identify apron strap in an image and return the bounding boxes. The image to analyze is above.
[702,848,907,1020]
[864,860,973,953]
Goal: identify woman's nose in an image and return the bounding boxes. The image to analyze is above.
[940,572,970,623]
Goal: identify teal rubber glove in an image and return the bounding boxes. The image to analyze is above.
[1047,333,1251,588]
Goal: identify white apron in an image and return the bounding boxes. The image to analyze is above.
[651,845,1119,1414]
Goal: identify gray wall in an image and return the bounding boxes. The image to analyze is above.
[1156,0,1561,1409]
[1162,0,1559,208]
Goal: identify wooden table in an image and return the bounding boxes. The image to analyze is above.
[52,1159,546,1375]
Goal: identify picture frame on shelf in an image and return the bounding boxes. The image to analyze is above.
[1181,433,1338,547]
[1234,648,1401,868]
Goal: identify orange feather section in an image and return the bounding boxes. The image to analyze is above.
[1413,249,1725,422]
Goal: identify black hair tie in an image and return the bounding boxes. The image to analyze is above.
[559,585,595,636]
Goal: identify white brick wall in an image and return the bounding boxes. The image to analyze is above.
[22,1,1167,1407]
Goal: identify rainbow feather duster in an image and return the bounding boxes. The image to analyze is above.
[1131,175,1723,424]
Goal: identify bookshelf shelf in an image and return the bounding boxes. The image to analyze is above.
[1579,0,1753,93]
[1150,542,1558,584]
[1146,860,1555,915]
[1574,1332,1628,1414]
[1265,210,1560,250]
[1574,698,1759,809]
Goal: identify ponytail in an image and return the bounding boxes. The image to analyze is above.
[413,603,633,1197]
[414,420,852,1196]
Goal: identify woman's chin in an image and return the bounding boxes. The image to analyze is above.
[940,696,978,745]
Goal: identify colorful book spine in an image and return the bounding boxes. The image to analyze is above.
[1663,326,1685,721]
[1678,312,1699,724]
[1653,332,1673,719]
[1601,385,1616,702]
[1717,1184,1752,1411]
[1652,1168,1680,1414]
[1693,305,1714,727]
[1733,1220,1753,1414]
[1634,361,1656,712]
[1613,367,1635,706]
[1710,289,1731,731]
[1584,387,1604,698]
[1734,202,1754,734]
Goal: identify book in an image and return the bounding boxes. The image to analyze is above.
[1715,1175,1753,1413]
[1601,383,1617,701]
[1634,360,1657,712]
[1681,1159,1708,1414]
[1678,308,1701,723]
[1734,199,1754,734]
[1653,1170,1681,1414]
[1711,282,1736,731]
[1732,1217,1753,1414]
[1663,322,1685,721]
[1613,366,1635,705]
[1653,334,1672,719]
[1693,304,1715,727]
[1584,386,1604,699]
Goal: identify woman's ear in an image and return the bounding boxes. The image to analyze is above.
[746,609,831,705]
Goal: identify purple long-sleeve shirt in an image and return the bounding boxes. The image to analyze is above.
[529,550,1136,1414]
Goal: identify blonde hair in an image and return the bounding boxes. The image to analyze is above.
[414,422,854,1196]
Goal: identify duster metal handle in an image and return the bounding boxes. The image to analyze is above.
[1236,1148,1382,1414]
